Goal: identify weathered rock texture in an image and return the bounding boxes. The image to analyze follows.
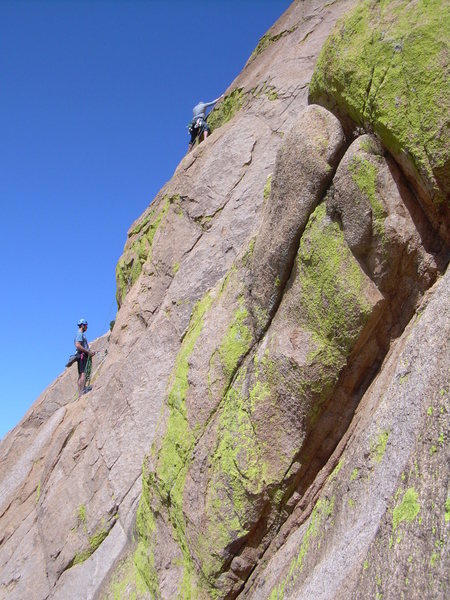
[308,0,450,241]
[0,1,448,599]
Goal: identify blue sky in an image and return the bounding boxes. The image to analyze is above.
[0,0,292,439]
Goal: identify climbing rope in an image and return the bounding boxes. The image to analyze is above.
[85,355,92,387]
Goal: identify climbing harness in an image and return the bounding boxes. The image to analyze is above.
[188,115,209,149]
[69,349,108,401]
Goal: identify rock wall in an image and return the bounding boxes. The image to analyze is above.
[0,1,448,599]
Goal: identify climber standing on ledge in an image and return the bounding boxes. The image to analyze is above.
[75,318,96,397]
[187,94,224,152]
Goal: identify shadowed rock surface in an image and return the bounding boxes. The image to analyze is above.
[0,1,448,599]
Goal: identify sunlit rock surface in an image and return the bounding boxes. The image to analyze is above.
[1,1,448,599]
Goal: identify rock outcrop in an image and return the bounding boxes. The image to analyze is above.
[0,1,448,599]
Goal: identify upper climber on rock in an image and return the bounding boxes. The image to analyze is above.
[187,94,224,152]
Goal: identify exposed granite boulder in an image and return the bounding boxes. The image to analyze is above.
[243,267,449,600]
[309,0,450,242]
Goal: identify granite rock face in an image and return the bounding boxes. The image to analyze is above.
[308,0,450,241]
[0,1,448,600]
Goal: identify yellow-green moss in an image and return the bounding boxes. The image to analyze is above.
[158,292,213,499]
[133,461,160,597]
[207,89,245,131]
[115,195,173,306]
[248,27,295,62]
[208,297,253,402]
[348,155,386,242]
[309,0,449,202]
[217,300,252,379]
[298,203,372,356]
[264,174,272,201]
[445,496,450,522]
[106,554,147,600]
[250,32,282,60]
[253,304,269,331]
[393,487,421,532]
[430,551,440,568]
[242,237,256,266]
[297,203,373,427]
[137,291,214,598]
[195,350,280,591]
[253,81,279,102]
[249,378,271,412]
[329,459,344,481]
[269,497,335,599]
[371,429,390,464]
[198,369,267,583]
[77,504,87,532]
[73,526,109,566]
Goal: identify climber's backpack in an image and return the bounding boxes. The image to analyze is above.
[65,353,79,368]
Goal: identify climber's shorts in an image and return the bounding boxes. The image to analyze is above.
[189,118,210,144]
[77,353,88,375]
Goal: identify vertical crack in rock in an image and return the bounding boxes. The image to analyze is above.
[133,105,350,600]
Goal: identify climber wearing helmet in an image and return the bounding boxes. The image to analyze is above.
[187,94,224,152]
[75,318,96,397]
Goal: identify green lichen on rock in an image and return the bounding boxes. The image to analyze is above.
[158,291,213,500]
[242,237,256,266]
[195,353,287,592]
[250,32,283,60]
[72,506,112,568]
[371,429,390,464]
[393,487,421,532]
[133,462,160,597]
[251,81,281,103]
[198,368,268,583]
[298,203,372,396]
[115,195,173,307]
[263,174,272,201]
[348,155,386,241]
[77,504,87,532]
[73,525,109,566]
[207,89,245,131]
[269,496,336,599]
[294,203,375,429]
[207,293,254,406]
[253,81,279,102]
[215,299,252,380]
[248,26,296,63]
[136,291,214,598]
[106,553,147,600]
[130,204,375,596]
[309,0,449,202]
[329,459,344,481]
